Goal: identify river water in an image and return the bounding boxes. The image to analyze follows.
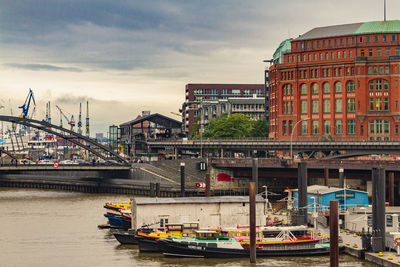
[0,188,375,267]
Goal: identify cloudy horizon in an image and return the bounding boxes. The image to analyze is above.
[1,0,399,135]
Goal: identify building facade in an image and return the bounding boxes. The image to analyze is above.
[198,96,266,128]
[181,84,265,135]
[269,20,400,141]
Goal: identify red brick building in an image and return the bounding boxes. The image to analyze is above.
[269,20,400,141]
[181,84,265,135]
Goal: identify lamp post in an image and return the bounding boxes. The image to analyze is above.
[290,118,309,161]
[311,196,317,231]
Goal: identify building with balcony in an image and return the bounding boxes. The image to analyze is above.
[269,20,400,141]
[198,96,266,128]
[180,84,265,135]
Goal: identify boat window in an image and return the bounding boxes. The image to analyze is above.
[189,242,198,245]
[198,242,207,247]
[181,241,188,244]
[207,243,218,248]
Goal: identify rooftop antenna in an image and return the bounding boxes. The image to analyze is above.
[384,0,386,21]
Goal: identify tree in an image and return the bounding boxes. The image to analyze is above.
[190,116,201,138]
[202,113,254,138]
[250,117,269,137]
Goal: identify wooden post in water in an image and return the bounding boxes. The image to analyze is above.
[249,182,256,263]
[329,200,339,267]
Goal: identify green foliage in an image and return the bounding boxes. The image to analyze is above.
[251,117,269,138]
[201,113,269,138]
[190,116,201,138]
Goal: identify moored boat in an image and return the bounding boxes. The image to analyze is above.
[158,229,336,258]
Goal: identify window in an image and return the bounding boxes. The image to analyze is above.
[374,35,379,42]
[347,81,355,92]
[386,48,391,56]
[335,82,342,93]
[361,49,365,56]
[349,50,353,58]
[300,84,307,95]
[375,98,382,111]
[396,125,399,135]
[232,89,241,95]
[366,36,370,43]
[369,98,374,111]
[283,121,287,136]
[369,120,375,134]
[396,48,400,56]
[323,99,330,113]
[359,37,363,43]
[374,66,378,75]
[343,51,346,58]
[347,120,355,135]
[317,41,320,48]
[385,66,390,75]
[312,100,319,113]
[289,121,293,135]
[377,48,381,56]
[312,83,319,94]
[301,101,307,114]
[387,215,393,227]
[368,49,373,57]
[347,98,355,112]
[323,82,330,93]
[301,121,308,135]
[384,120,390,134]
[324,120,331,135]
[392,35,396,42]
[335,120,343,134]
[383,35,387,42]
[376,120,382,134]
[312,120,319,135]
[335,99,343,113]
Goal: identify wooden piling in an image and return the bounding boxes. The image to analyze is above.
[329,200,339,267]
[180,162,185,197]
[249,181,256,263]
[389,172,394,206]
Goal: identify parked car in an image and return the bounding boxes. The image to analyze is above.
[59,160,78,165]
[17,159,36,165]
[37,159,54,165]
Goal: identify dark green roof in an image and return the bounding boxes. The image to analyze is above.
[296,20,400,41]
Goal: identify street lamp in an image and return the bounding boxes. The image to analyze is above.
[290,118,310,161]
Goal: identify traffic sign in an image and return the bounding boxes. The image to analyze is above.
[195,182,206,189]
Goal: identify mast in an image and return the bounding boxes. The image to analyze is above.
[85,101,90,137]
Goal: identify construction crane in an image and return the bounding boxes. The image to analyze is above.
[19,88,36,119]
[85,101,89,137]
[170,111,182,118]
[77,103,82,135]
[55,105,75,130]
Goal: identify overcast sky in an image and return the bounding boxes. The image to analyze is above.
[0,0,399,135]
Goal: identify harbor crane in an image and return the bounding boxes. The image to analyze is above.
[77,103,82,135]
[55,105,75,130]
[19,88,36,119]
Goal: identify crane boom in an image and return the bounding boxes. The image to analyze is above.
[19,88,36,119]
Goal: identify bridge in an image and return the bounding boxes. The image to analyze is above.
[147,139,400,157]
[0,115,129,164]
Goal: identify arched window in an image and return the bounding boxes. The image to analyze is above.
[323,82,330,94]
[300,84,307,95]
[335,82,342,93]
[346,81,355,92]
[311,83,319,94]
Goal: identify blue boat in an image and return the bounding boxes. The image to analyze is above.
[104,213,131,230]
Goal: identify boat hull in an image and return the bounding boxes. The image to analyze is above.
[137,236,161,252]
[158,239,334,258]
[113,232,138,245]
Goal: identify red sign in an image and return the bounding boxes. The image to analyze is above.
[195,182,206,189]
[217,173,233,182]
[53,162,59,168]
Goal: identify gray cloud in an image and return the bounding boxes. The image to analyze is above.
[4,63,82,72]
